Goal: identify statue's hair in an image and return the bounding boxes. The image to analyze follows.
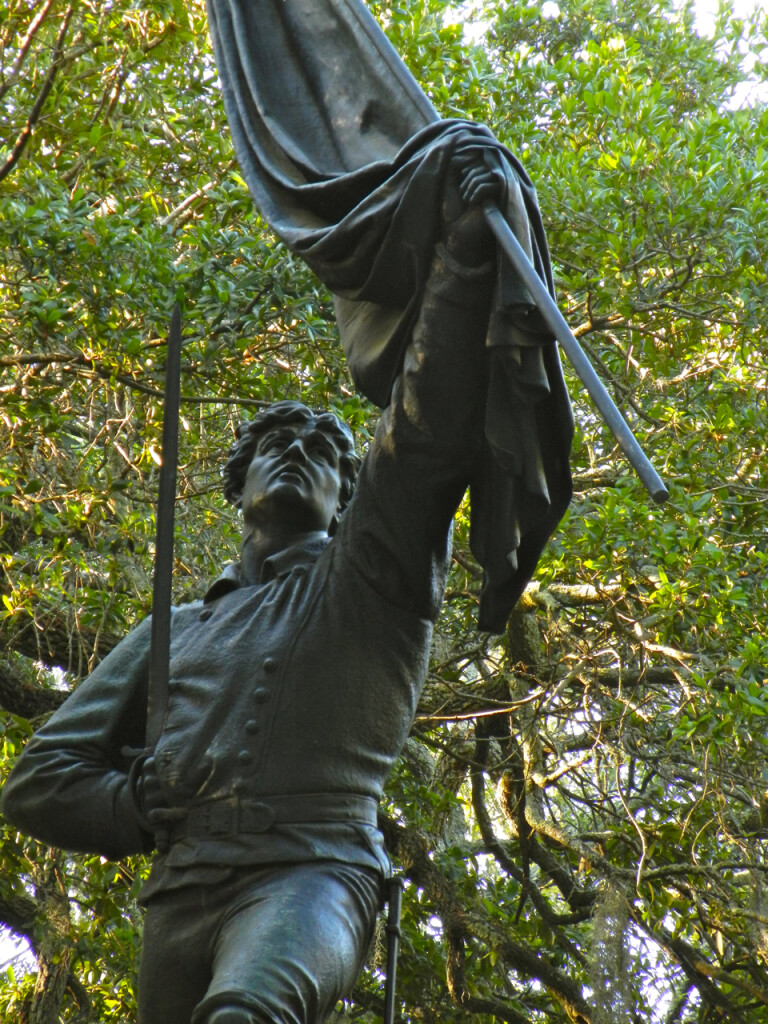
[223,400,361,515]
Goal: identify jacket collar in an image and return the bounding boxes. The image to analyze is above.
[203,532,330,603]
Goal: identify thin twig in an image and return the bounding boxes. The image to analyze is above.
[0,5,74,184]
[0,0,56,103]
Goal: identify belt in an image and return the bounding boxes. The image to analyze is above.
[166,792,379,843]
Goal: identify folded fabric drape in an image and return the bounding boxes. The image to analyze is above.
[207,0,573,631]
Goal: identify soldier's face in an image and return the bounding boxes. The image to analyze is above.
[240,420,344,535]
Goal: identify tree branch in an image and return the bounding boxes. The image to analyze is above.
[0,657,68,719]
[0,892,38,948]
[379,814,593,1024]
[0,352,269,408]
[0,602,120,682]
[0,0,57,104]
[0,6,74,185]
[0,871,91,1022]
[471,732,591,943]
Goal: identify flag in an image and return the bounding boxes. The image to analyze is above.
[207,0,573,631]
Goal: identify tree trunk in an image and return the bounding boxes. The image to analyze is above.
[21,850,73,1024]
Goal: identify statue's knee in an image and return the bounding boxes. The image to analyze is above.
[202,1006,266,1024]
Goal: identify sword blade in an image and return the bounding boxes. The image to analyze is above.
[146,302,182,748]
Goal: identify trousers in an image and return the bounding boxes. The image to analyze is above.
[137,862,382,1024]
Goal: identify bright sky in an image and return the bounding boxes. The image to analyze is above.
[691,0,767,104]
[694,0,764,32]
[463,0,765,39]
[462,0,767,105]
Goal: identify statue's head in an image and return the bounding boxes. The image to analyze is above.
[223,401,361,535]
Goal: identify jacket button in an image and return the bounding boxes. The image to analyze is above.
[238,749,253,765]
[245,719,259,734]
[263,657,278,673]
[253,687,269,704]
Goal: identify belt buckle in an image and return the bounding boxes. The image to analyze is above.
[243,801,276,833]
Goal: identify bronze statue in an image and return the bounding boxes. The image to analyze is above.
[3,2,576,1022]
[2,164,548,1024]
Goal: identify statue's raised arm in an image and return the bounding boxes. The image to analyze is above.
[207,0,574,632]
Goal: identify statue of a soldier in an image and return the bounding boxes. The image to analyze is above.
[2,164,532,1024]
[3,3,575,1023]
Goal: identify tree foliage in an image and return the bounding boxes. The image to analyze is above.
[1,0,767,1021]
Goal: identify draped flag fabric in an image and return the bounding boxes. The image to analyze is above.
[207,0,574,632]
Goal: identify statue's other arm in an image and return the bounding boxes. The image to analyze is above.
[2,616,153,859]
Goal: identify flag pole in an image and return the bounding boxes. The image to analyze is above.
[482,204,668,503]
[339,0,667,503]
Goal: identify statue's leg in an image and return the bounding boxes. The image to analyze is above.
[190,862,381,1024]
[138,886,218,1024]
[200,1009,265,1024]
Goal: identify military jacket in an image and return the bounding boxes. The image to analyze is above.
[2,252,495,883]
